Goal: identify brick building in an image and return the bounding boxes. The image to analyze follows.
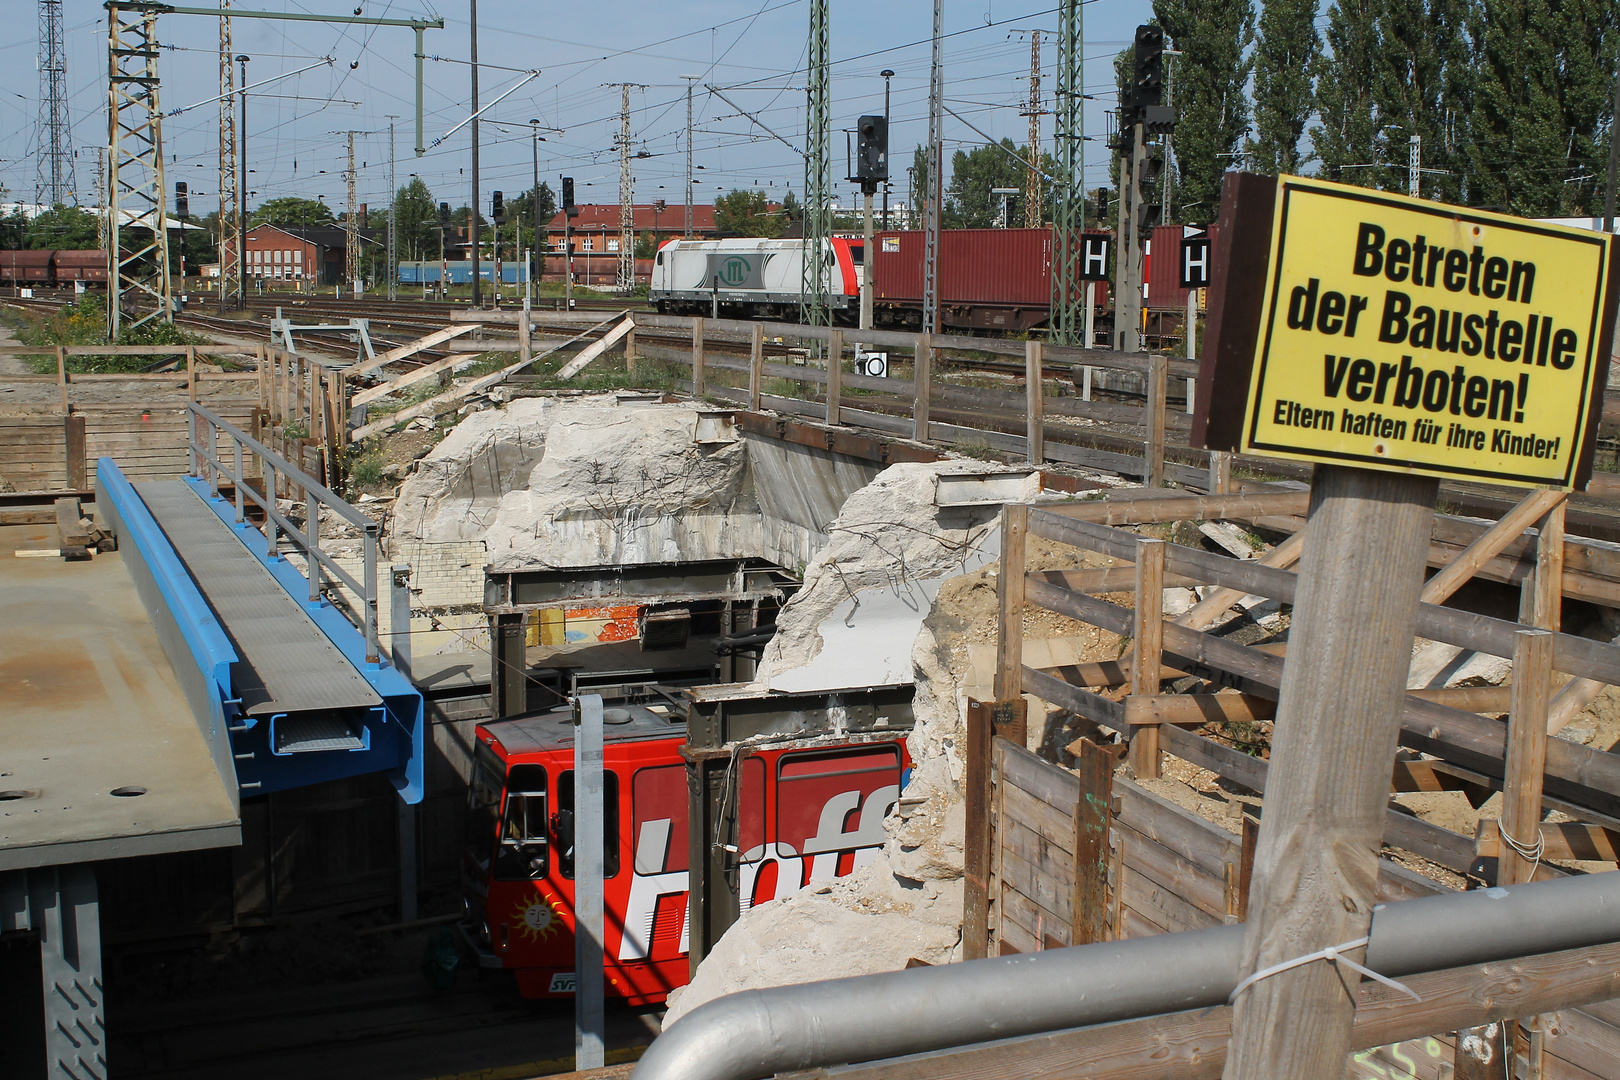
[244,223,375,286]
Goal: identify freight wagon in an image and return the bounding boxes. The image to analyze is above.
[460,700,908,1003]
[396,260,531,285]
[0,249,111,286]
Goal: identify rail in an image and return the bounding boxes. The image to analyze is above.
[185,400,381,663]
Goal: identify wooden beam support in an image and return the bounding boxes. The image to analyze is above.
[1069,738,1112,946]
[345,323,481,377]
[555,316,635,380]
[1128,537,1165,779]
[1500,629,1553,887]
[63,414,86,491]
[825,329,843,428]
[1524,500,1565,631]
[1178,528,1307,631]
[691,316,706,398]
[995,503,1029,702]
[1123,693,1274,727]
[1476,818,1620,862]
[913,333,932,442]
[1025,339,1045,464]
[962,699,994,962]
[1226,466,1438,1080]
[1043,490,1311,526]
[1420,488,1566,607]
[748,322,765,412]
[1145,353,1166,488]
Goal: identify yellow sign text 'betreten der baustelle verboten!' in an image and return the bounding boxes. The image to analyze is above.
[1243,176,1614,488]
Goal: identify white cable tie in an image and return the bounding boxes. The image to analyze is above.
[1227,936,1421,1006]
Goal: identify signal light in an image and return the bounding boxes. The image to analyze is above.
[1132,24,1164,110]
[439,201,450,228]
[492,190,506,225]
[174,181,188,218]
[855,115,888,186]
[562,177,578,217]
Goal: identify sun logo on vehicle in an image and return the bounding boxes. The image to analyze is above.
[512,891,564,943]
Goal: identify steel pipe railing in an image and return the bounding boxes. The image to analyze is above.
[187,401,381,662]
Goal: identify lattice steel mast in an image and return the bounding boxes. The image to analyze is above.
[922,0,943,334]
[800,0,832,326]
[217,0,237,313]
[1048,0,1084,344]
[611,83,643,294]
[39,0,74,206]
[108,3,173,338]
[345,131,359,296]
[1021,32,1044,229]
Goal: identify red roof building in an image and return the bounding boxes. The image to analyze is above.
[543,203,718,254]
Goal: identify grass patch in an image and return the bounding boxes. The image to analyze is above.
[9,294,213,373]
[953,439,1002,461]
[345,446,385,491]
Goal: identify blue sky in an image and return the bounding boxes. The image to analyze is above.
[1,0,1156,216]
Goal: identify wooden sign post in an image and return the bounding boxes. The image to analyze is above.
[1191,173,1619,1078]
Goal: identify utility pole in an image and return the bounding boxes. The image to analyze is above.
[217,0,236,312]
[107,3,173,338]
[881,69,894,229]
[470,0,481,307]
[1408,133,1421,198]
[237,52,248,305]
[345,132,360,297]
[1020,31,1043,229]
[610,83,645,294]
[387,118,397,300]
[802,0,832,326]
[922,0,943,334]
[1606,70,1620,234]
[683,75,699,238]
[1049,0,1084,344]
[38,0,74,207]
[94,147,108,254]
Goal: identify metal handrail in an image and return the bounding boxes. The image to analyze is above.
[186,401,381,663]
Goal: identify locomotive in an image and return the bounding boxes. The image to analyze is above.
[461,700,909,1003]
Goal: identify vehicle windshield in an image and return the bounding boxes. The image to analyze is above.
[495,764,549,881]
[465,740,505,873]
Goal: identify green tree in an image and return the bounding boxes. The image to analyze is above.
[251,196,335,228]
[391,177,438,262]
[24,205,99,249]
[945,140,1052,227]
[1248,0,1320,175]
[1312,0,1382,187]
[1368,0,1471,203]
[0,208,27,248]
[714,189,785,237]
[1155,0,1255,221]
[1467,0,1570,214]
[781,188,801,222]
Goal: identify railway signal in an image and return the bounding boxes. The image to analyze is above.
[1179,230,1210,289]
[174,181,188,219]
[492,190,506,224]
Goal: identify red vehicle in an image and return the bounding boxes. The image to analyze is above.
[462,702,909,1004]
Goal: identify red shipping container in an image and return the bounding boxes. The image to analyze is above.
[1144,224,1220,308]
[871,228,1051,308]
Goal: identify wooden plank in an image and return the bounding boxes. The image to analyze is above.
[1036,566,1204,593]
[1475,820,1620,862]
[1178,528,1307,631]
[1125,693,1274,727]
[1129,538,1165,779]
[962,700,993,962]
[748,323,764,412]
[996,738,1081,810]
[912,333,933,441]
[1042,490,1311,526]
[556,316,635,379]
[55,497,91,551]
[345,323,481,377]
[825,329,843,428]
[1022,666,1128,730]
[1527,500,1567,632]
[1145,353,1166,488]
[999,882,1069,949]
[1420,488,1566,606]
[996,503,1028,701]
[776,942,1620,1080]
[1026,340,1045,464]
[352,338,487,406]
[1070,739,1111,946]
[1113,821,1231,921]
[1001,817,1080,886]
[1393,759,1497,803]
[997,845,1074,924]
[1113,781,1240,878]
[1118,862,1222,933]
[1501,630,1554,887]
[690,316,705,396]
[1000,782,1083,856]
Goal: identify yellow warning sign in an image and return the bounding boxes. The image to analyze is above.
[1241,176,1616,488]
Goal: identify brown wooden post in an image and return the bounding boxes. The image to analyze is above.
[913,332,932,442]
[994,501,1028,702]
[1210,450,1231,494]
[1145,353,1166,488]
[305,360,316,436]
[826,329,844,428]
[517,301,533,366]
[748,322,764,411]
[186,345,198,402]
[257,345,269,412]
[64,414,87,491]
[963,698,995,961]
[1500,629,1552,887]
[1523,501,1565,631]
[1069,738,1113,946]
[1025,339,1045,464]
[1225,466,1438,1080]
[55,346,68,414]
[624,315,638,378]
[1128,537,1165,779]
[691,316,706,397]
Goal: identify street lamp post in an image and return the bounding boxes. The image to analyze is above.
[880,69,894,229]
[530,119,541,301]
